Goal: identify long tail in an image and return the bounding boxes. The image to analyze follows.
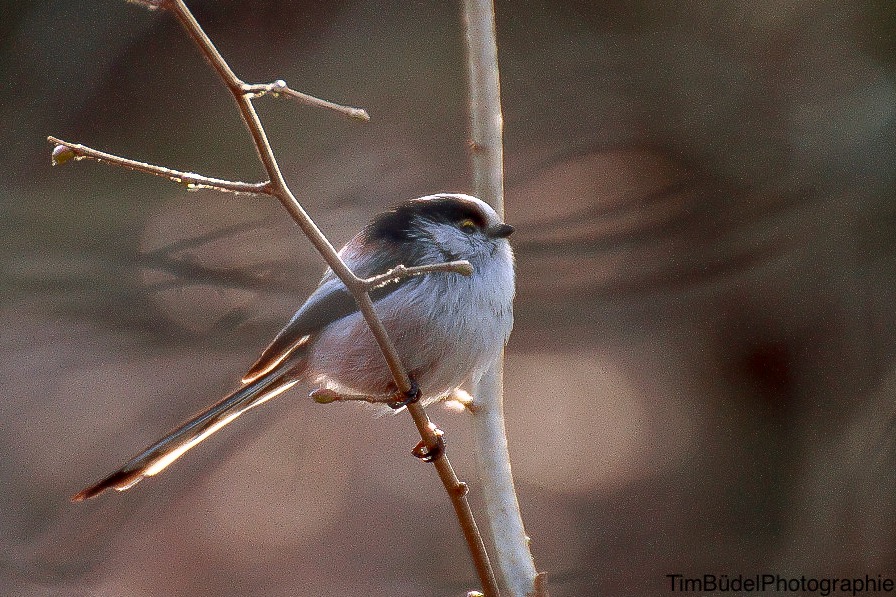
[71,365,300,502]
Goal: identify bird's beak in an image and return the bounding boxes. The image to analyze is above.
[488,223,515,238]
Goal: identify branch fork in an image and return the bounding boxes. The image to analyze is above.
[52,1,499,595]
[242,79,370,121]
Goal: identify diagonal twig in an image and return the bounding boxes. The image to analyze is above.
[242,80,370,121]
[361,261,475,290]
[167,4,498,590]
[51,1,498,595]
[167,4,499,591]
[49,137,270,194]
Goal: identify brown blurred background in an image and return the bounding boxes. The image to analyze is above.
[3,1,896,595]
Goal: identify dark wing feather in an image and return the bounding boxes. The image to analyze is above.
[241,233,427,384]
[240,278,354,383]
[72,364,299,501]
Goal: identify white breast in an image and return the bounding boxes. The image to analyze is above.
[306,241,515,401]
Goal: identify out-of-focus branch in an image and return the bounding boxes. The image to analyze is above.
[462,1,504,213]
[310,388,394,405]
[126,0,164,9]
[462,1,544,596]
[51,1,498,595]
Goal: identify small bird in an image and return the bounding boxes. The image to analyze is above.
[72,193,515,501]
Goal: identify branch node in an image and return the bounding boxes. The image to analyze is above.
[387,380,421,410]
[411,427,445,463]
[51,144,78,166]
[309,388,403,405]
[532,572,550,597]
[310,388,340,404]
[242,79,370,121]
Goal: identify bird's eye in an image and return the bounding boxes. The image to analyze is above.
[459,219,477,233]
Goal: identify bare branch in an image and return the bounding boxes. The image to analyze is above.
[463,0,543,595]
[242,80,370,121]
[48,137,270,195]
[48,0,499,597]
[53,1,499,594]
[361,260,474,290]
[127,0,165,9]
[133,0,369,120]
[310,388,397,405]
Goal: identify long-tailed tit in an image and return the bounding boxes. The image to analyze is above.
[73,193,515,501]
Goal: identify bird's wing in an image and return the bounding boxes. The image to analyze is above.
[241,237,426,384]
[239,276,357,383]
[72,364,300,502]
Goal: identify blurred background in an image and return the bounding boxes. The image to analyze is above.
[3,1,896,595]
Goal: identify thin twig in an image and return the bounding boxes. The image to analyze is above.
[462,1,543,596]
[361,261,474,290]
[52,1,498,595]
[167,2,499,590]
[48,137,475,296]
[48,137,270,194]
[310,388,395,404]
[242,80,370,121]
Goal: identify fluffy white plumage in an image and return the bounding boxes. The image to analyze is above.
[309,202,514,400]
[72,193,515,500]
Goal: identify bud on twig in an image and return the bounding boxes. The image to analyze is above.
[51,144,77,166]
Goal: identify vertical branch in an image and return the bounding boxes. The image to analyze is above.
[463,0,505,215]
[462,1,543,596]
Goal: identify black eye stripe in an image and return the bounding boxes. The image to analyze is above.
[365,196,488,242]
